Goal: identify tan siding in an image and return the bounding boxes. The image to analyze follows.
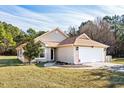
[17,48,29,63]
[17,47,52,63]
[37,30,67,42]
[34,48,51,62]
[73,47,79,64]
[56,46,74,64]
[46,48,51,61]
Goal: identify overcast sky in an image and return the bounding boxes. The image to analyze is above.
[0,5,124,31]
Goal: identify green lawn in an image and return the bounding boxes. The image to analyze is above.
[112,58,124,64]
[0,56,124,88]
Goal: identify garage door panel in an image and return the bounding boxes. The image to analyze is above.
[79,47,104,63]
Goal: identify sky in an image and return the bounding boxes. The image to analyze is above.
[0,5,124,31]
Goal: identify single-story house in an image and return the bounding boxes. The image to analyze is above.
[16,28,109,64]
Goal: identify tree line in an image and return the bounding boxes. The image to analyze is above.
[68,15,124,57]
[0,21,46,55]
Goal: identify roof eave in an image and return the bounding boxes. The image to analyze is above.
[73,44,109,48]
[58,44,74,47]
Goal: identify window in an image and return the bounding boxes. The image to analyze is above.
[39,48,45,58]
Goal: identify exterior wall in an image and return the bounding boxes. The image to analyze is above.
[17,48,28,63]
[17,47,55,63]
[73,46,80,64]
[46,48,51,61]
[38,30,67,42]
[17,29,68,63]
[17,46,107,64]
[35,47,56,62]
[56,46,74,64]
[35,47,51,62]
[103,48,107,62]
[35,48,51,62]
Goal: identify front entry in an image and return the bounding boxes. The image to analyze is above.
[51,48,54,60]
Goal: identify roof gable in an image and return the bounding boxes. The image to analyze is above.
[35,28,69,41]
[77,33,91,40]
[59,33,109,48]
[43,28,68,38]
[59,33,91,46]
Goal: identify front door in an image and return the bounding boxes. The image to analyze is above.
[51,48,54,60]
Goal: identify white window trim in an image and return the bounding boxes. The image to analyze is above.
[39,47,46,59]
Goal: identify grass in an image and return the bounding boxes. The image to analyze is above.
[0,56,124,87]
[112,58,124,64]
[0,56,22,67]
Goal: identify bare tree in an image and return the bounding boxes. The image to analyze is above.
[79,18,116,54]
[67,26,79,37]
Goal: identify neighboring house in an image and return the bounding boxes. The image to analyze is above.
[16,28,109,64]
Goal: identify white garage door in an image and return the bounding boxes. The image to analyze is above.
[79,47,105,63]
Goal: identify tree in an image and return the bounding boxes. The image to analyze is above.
[2,22,20,38]
[79,18,116,55]
[0,21,47,56]
[68,26,79,37]
[79,20,92,30]
[0,23,6,54]
[3,32,16,53]
[14,31,29,46]
[23,40,42,63]
[0,22,16,55]
[103,15,124,56]
[103,15,121,39]
[79,20,96,39]
[0,23,6,45]
[0,21,23,55]
[27,28,37,40]
[36,31,46,37]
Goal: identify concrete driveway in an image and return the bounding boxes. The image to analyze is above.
[46,62,124,69]
[82,62,123,69]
